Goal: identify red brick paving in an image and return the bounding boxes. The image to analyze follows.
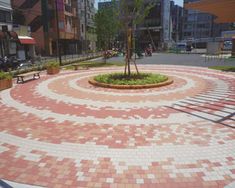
[0,65,234,187]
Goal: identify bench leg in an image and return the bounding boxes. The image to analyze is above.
[33,73,40,79]
[17,77,24,84]
[21,77,24,83]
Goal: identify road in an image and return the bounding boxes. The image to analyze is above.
[103,53,235,67]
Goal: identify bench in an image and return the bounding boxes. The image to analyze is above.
[16,71,40,84]
[72,64,89,70]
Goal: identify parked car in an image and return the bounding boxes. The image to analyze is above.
[176,43,187,51]
[223,41,232,50]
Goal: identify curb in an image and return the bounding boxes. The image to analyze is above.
[88,77,173,89]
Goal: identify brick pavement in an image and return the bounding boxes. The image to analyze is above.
[0,65,235,188]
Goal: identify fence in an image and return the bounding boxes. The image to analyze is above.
[10,52,103,77]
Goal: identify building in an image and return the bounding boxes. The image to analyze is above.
[77,0,97,53]
[12,0,79,56]
[98,0,172,51]
[170,0,183,42]
[184,0,235,56]
[133,0,172,50]
[0,0,18,58]
[98,1,114,10]
[13,25,36,60]
[183,0,231,47]
[101,0,173,50]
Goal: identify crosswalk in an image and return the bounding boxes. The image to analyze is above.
[169,91,235,128]
[0,179,44,188]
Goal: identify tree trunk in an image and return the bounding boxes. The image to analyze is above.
[104,41,107,64]
[127,28,132,76]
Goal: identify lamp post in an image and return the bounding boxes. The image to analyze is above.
[84,0,87,55]
[55,0,62,65]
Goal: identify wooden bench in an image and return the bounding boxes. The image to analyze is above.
[17,71,40,84]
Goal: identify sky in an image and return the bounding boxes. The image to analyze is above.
[95,0,184,9]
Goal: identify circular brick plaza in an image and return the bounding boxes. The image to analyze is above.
[0,65,235,188]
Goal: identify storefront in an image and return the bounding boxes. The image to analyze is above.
[17,36,36,60]
[0,30,18,58]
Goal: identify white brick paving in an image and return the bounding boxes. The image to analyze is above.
[68,72,195,96]
[0,65,234,187]
[0,89,201,125]
[35,73,196,109]
[0,132,234,181]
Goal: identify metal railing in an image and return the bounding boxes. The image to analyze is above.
[6,52,103,76]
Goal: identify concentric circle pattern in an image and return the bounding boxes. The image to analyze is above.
[0,65,235,188]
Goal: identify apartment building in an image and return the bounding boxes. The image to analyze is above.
[77,0,97,52]
[12,0,79,56]
[0,0,18,57]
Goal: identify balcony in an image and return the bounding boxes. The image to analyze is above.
[87,18,95,28]
[65,4,72,13]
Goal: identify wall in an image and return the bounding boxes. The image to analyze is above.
[0,0,11,8]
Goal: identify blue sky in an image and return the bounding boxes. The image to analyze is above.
[174,0,183,6]
[95,0,184,9]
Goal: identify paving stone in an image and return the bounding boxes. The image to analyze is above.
[0,65,234,188]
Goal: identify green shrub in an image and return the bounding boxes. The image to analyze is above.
[209,66,235,72]
[46,61,60,68]
[94,73,168,85]
[0,71,12,80]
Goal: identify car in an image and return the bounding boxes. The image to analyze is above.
[223,41,232,50]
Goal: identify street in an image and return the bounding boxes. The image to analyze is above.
[104,52,235,67]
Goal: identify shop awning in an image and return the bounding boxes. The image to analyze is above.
[184,0,235,23]
[18,36,36,45]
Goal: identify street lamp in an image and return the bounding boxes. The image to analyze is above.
[55,0,62,65]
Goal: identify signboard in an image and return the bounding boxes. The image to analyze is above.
[221,30,235,40]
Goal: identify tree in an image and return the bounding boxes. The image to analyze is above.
[94,4,118,61]
[114,0,154,76]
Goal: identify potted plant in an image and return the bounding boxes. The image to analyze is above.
[0,71,13,91]
[46,61,60,75]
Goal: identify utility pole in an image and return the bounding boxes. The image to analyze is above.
[55,0,62,65]
[84,0,87,55]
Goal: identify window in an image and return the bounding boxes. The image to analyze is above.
[59,21,64,29]
[0,10,12,23]
[184,32,191,37]
[82,24,84,33]
[5,12,11,23]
